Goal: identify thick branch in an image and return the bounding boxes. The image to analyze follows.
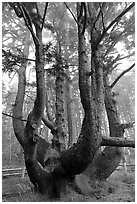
[41,3,48,30]
[110,63,135,88]
[11,31,30,148]
[101,136,135,148]
[24,3,45,135]
[10,2,40,46]
[100,3,105,31]
[106,3,135,32]
[19,3,40,46]
[117,53,135,61]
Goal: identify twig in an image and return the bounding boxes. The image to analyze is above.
[2,49,36,62]
[104,31,125,57]
[2,112,27,122]
[9,71,18,84]
[117,53,135,61]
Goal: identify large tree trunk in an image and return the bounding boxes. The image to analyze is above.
[65,73,75,147]
[86,76,124,180]
[53,54,67,152]
[10,2,52,195]
[30,2,104,195]
[10,3,95,197]
[10,2,135,198]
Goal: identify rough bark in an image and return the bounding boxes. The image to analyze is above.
[47,3,104,178]
[65,72,75,147]
[62,2,104,176]
[25,2,111,194]
[101,136,135,148]
[53,54,67,152]
[38,2,105,183]
[12,30,30,147]
[77,2,135,182]
[33,2,105,187]
[17,3,53,194]
[87,76,129,180]
[10,2,135,197]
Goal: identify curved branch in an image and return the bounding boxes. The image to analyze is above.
[19,3,33,29]
[12,66,26,147]
[64,3,78,25]
[24,3,45,131]
[12,31,30,147]
[110,63,135,88]
[106,3,135,31]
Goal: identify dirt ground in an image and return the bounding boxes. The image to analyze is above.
[2,170,135,202]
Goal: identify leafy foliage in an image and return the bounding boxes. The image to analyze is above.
[2,49,24,73]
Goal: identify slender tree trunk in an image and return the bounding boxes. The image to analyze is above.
[12,30,30,147]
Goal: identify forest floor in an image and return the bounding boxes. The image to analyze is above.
[2,170,135,202]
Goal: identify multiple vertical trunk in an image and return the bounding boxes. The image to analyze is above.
[10,2,134,197]
[85,76,125,180]
[23,2,105,194]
